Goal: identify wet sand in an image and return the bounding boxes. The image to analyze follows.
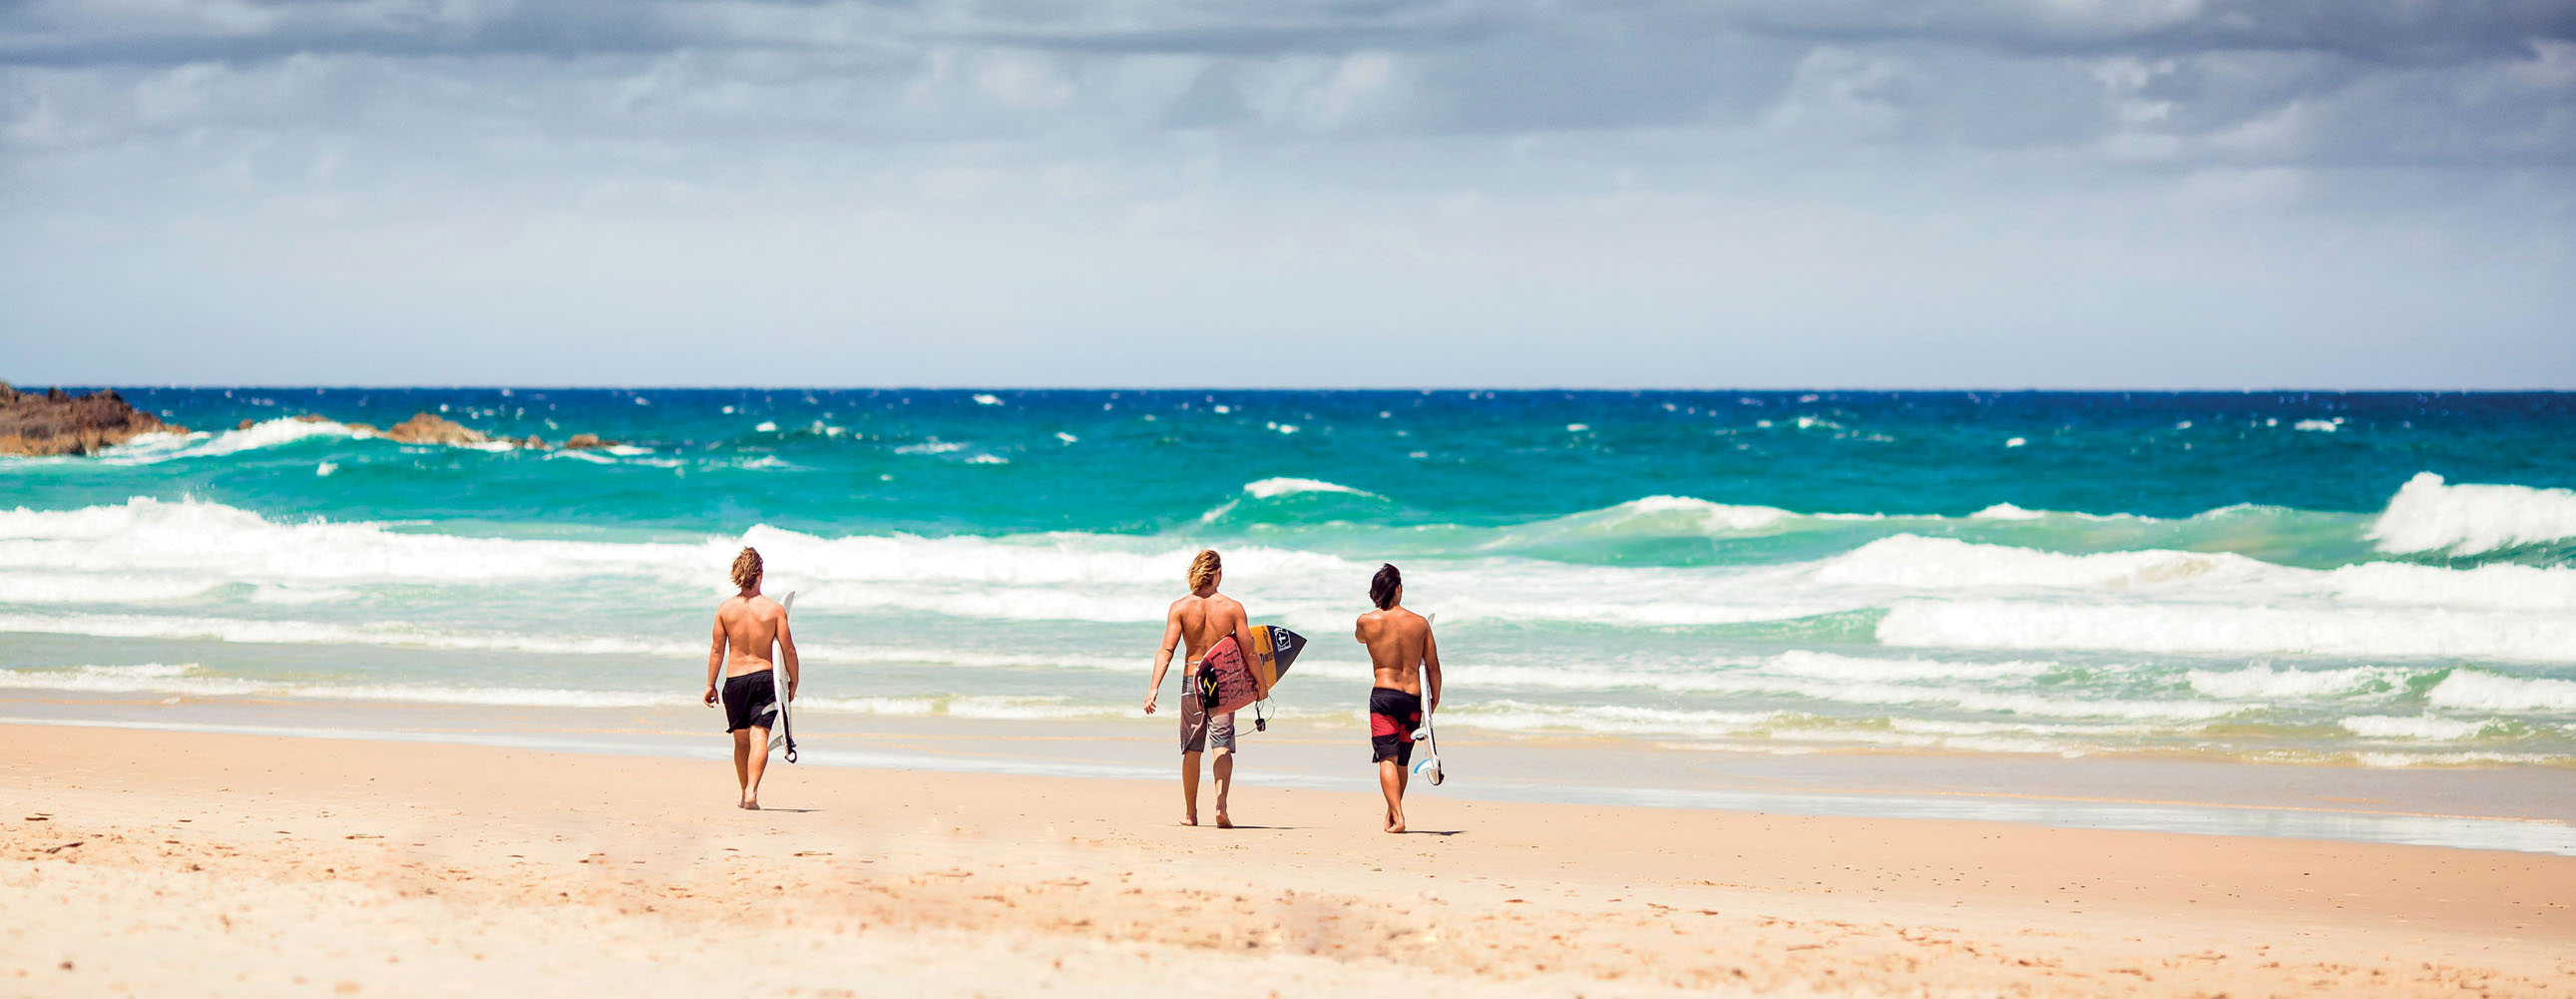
[5,723,2571,996]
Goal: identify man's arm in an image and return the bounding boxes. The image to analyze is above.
[703,613,727,707]
[1421,620,1442,714]
[1231,606,1266,702]
[1143,605,1183,715]
[775,608,800,702]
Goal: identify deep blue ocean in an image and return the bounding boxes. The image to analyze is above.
[5,388,2575,765]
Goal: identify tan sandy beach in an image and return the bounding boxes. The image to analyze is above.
[5,723,2571,997]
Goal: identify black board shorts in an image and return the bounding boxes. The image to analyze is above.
[723,671,778,734]
[1370,687,1421,766]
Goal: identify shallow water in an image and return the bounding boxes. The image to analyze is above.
[4,388,2575,768]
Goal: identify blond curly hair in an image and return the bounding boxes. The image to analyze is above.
[1186,549,1221,592]
[730,547,763,591]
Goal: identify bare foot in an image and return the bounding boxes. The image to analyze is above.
[1386,818,1406,833]
[1214,810,1233,829]
[741,799,760,810]
[1179,811,1197,827]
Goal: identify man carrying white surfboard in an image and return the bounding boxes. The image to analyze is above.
[1355,563,1441,833]
[1143,549,1262,828]
[702,547,799,810]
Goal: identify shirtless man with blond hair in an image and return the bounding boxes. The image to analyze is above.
[1143,549,1260,828]
[1355,563,1441,833]
[703,547,799,810]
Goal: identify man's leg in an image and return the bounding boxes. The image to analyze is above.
[742,725,771,809]
[1379,757,1406,832]
[731,729,752,806]
[1179,750,1202,825]
[1210,747,1234,828]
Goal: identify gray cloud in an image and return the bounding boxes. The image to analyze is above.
[0,0,2568,386]
[1713,0,2576,64]
[4,0,2567,165]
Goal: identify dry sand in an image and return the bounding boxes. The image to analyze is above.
[4,723,2570,997]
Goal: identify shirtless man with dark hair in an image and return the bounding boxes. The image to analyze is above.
[1356,563,1440,833]
[703,547,799,810]
[1143,549,1259,828]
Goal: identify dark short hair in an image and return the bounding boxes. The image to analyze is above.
[1369,563,1401,610]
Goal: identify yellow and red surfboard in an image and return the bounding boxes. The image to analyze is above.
[1200,625,1306,716]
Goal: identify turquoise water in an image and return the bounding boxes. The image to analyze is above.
[4,388,2575,766]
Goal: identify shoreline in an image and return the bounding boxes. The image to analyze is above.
[7,724,2572,996]
[7,697,2573,857]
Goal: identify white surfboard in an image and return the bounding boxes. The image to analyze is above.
[1411,612,1442,785]
[768,591,797,761]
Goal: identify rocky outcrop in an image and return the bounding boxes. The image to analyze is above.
[11,393,624,458]
[383,413,491,446]
[376,415,564,450]
[0,382,187,457]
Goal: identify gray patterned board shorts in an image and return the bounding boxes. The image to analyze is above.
[1180,666,1237,753]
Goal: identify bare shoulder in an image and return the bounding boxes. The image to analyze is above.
[1166,593,1201,615]
[1216,594,1249,622]
[1400,608,1431,634]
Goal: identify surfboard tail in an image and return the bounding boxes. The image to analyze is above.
[1249,626,1280,691]
[1248,625,1306,692]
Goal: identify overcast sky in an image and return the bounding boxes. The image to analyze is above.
[3,1,2571,388]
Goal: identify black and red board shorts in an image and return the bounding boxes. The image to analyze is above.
[1369,687,1422,766]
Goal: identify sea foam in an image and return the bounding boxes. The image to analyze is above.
[2338,715,2494,740]
[1761,650,2058,683]
[1813,535,2257,590]
[2367,472,2576,556]
[0,572,221,604]
[1472,496,1806,550]
[1879,601,2576,664]
[0,663,262,697]
[2185,665,2408,700]
[1240,477,1381,500]
[2322,561,2576,612]
[88,417,370,465]
[0,612,703,658]
[2425,670,2576,712]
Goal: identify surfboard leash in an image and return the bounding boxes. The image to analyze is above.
[781,705,799,763]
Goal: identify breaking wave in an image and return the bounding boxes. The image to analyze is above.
[2367,472,2576,556]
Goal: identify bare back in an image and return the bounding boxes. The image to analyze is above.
[713,595,787,678]
[1168,593,1250,668]
[1355,606,1435,694]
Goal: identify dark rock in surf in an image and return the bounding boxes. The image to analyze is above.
[0,382,188,457]
[383,413,491,446]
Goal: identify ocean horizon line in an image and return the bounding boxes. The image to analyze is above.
[16,383,2576,395]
